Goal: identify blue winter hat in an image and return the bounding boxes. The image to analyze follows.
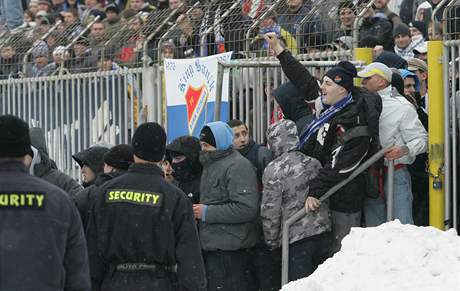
[200,121,234,151]
[399,69,420,92]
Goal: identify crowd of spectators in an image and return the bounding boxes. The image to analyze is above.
[0,0,454,79]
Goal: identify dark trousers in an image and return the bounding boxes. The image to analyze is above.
[100,269,177,291]
[247,245,281,291]
[204,249,254,291]
[412,174,429,226]
[288,232,332,282]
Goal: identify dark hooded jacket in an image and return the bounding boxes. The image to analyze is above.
[276,50,382,213]
[166,136,203,204]
[359,16,394,51]
[29,128,83,198]
[272,81,315,133]
[72,146,109,188]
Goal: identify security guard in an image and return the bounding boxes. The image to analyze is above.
[86,122,207,291]
[0,115,90,291]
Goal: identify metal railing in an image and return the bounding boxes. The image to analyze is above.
[0,66,162,180]
[281,149,395,286]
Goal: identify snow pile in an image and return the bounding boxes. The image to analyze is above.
[282,220,460,291]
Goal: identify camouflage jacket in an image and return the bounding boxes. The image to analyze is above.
[261,120,331,249]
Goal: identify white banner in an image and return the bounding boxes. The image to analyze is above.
[163,52,232,140]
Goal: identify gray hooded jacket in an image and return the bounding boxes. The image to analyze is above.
[261,120,331,249]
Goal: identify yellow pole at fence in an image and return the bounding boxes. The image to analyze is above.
[354,48,373,86]
[427,41,445,229]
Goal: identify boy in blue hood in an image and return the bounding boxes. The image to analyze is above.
[194,121,260,291]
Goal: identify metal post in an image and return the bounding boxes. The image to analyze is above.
[386,160,395,222]
[428,40,445,230]
[214,62,224,121]
[281,147,388,286]
[431,0,449,40]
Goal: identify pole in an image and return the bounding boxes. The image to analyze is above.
[427,40,445,230]
[214,62,224,121]
[386,160,395,221]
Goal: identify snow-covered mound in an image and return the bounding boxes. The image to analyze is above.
[282,220,460,291]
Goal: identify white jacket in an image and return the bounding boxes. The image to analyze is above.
[378,86,428,165]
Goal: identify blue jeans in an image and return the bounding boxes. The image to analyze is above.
[0,0,23,29]
[364,167,414,226]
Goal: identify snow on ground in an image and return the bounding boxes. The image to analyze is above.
[282,220,460,291]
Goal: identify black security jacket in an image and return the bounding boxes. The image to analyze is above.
[86,163,206,291]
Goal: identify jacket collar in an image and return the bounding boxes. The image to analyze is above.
[200,148,234,166]
[0,160,28,173]
[378,85,393,99]
[128,163,164,177]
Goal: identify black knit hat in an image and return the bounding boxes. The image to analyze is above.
[132,122,166,162]
[393,23,411,38]
[199,126,216,148]
[103,144,134,170]
[324,61,357,92]
[409,21,428,39]
[0,115,33,158]
[105,3,120,14]
[72,146,109,175]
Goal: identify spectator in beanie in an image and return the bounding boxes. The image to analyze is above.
[74,144,134,228]
[196,121,260,291]
[393,23,423,60]
[104,3,121,31]
[69,37,97,73]
[160,39,176,60]
[409,21,428,40]
[265,32,382,252]
[72,145,109,187]
[37,0,52,13]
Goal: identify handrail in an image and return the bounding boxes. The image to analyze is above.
[245,0,284,54]
[281,147,394,286]
[22,20,63,74]
[143,5,184,67]
[352,0,377,53]
[199,1,240,57]
[157,2,200,62]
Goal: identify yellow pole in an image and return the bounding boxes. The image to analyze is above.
[354,48,373,86]
[427,41,445,229]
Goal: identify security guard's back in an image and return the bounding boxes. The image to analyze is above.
[0,115,90,291]
[86,122,207,291]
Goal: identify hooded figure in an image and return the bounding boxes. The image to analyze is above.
[271,81,315,133]
[166,136,202,203]
[262,119,331,281]
[74,144,134,229]
[29,127,83,197]
[72,145,109,187]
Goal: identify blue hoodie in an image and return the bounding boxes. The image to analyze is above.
[399,69,420,92]
[204,121,234,151]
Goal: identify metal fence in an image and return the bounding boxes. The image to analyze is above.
[0,66,163,180]
[442,0,460,230]
[0,0,385,79]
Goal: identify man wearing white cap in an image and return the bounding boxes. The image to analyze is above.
[358,62,427,226]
